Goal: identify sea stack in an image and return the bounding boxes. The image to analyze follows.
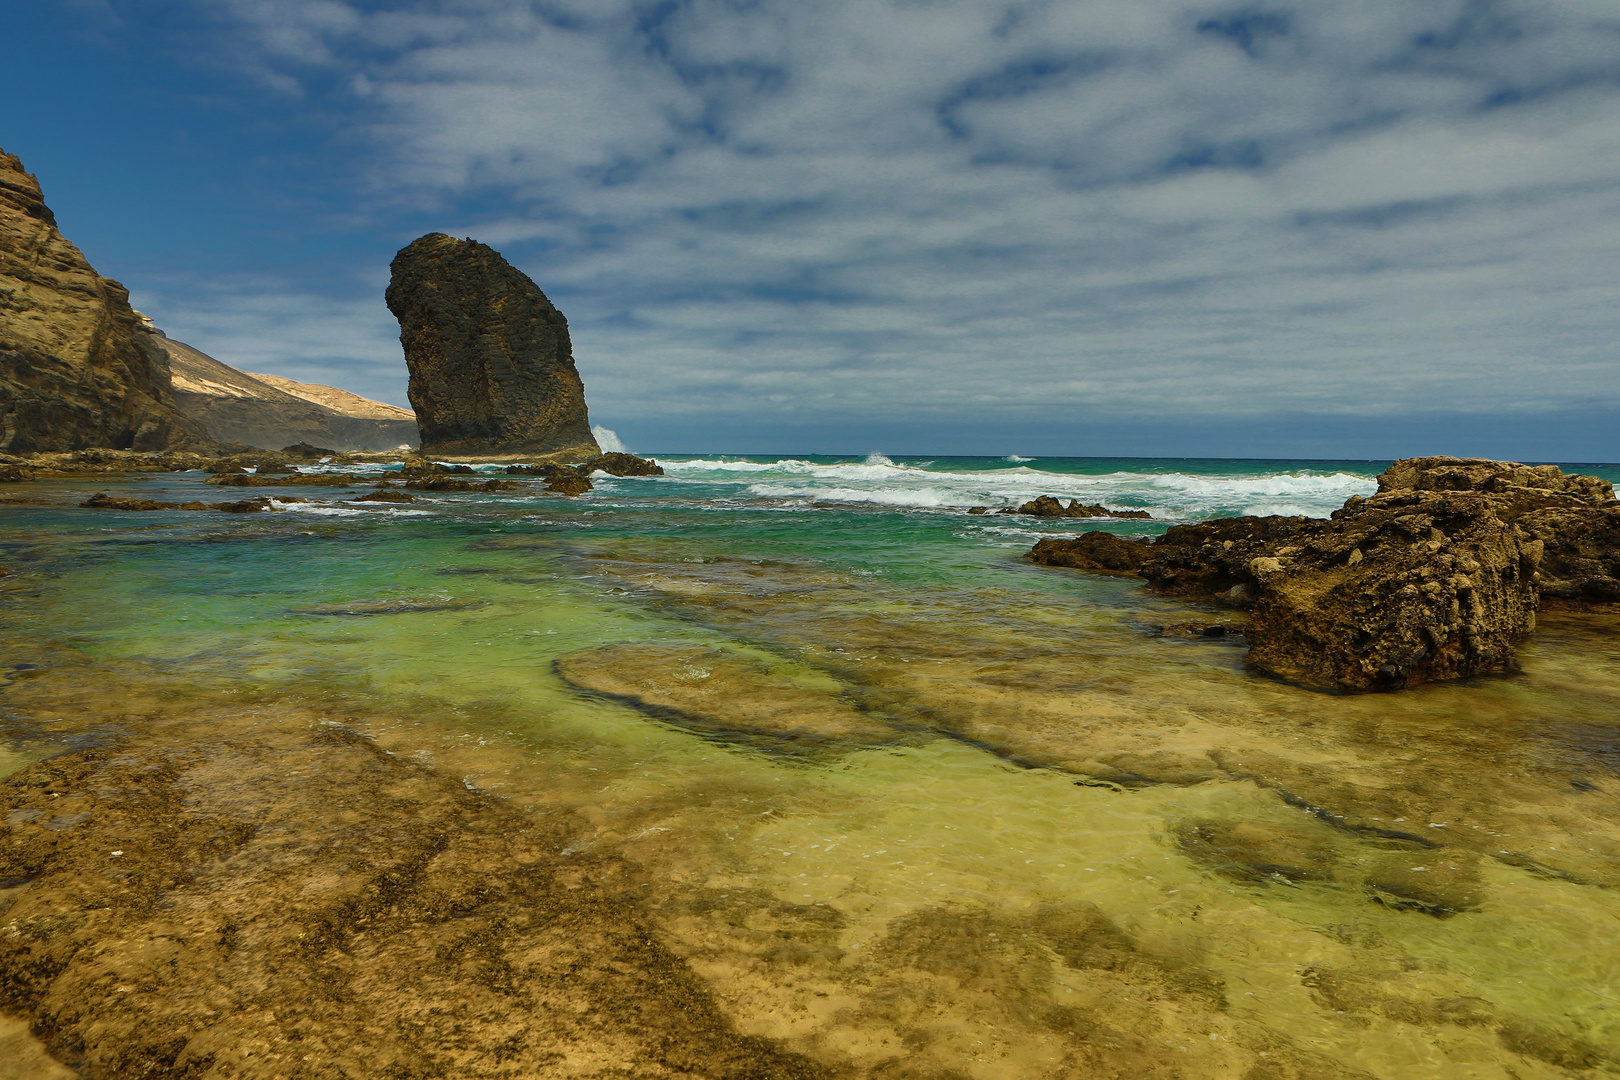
[386,233,598,459]
[0,149,202,451]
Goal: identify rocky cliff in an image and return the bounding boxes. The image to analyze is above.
[386,233,597,459]
[0,149,203,451]
[147,321,418,452]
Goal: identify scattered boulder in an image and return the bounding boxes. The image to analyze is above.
[998,496,1151,519]
[403,478,521,493]
[583,452,663,477]
[546,476,593,496]
[282,442,337,459]
[0,464,30,482]
[80,492,208,512]
[1028,457,1619,691]
[352,489,415,504]
[386,233,598,459]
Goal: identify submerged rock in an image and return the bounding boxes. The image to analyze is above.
[386,233,598,459]
[1028,457,1618,691]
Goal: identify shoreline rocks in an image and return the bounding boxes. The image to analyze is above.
[997,496,1151,519]
[1028,457,1619,691]
[387,234,598,459]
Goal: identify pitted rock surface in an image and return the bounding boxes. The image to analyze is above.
[1029,457,1618,691]
[386,234,598,458]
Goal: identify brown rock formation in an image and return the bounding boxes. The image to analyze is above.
[386,233,598,459]
[998,496,1151,519]
[1028,457,1618,691]
[0,149,203,451]
[149,321,418,452]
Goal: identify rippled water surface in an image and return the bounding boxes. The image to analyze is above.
[4,454,1620,1078]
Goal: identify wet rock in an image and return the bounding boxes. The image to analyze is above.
[207,472,358,487]
[1028,531,1154,575]
[403,477,521,493]
[998,496,1151,519]
[1029,457,1618,691]
[1175,818,1336,885]
[0,463,30,482]
[966,506,990,514]
[556,642,898,750]
[504,461,583,478]
[546,475,593,496]
[583,452,664,477]
[214,496,306,513]
[386,233,598,458]
[352,489,415,503]
[80,492,209,511]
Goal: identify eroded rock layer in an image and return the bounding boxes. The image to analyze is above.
[151,323,418,452]
[386,233,598,459]
[1029,457,1619,691]
[0,149,202,451]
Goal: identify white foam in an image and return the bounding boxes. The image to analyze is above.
[593,425,628,453]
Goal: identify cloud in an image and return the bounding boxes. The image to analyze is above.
[134,0,1620,452]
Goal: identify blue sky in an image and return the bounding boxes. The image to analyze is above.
[8,0,1620,459]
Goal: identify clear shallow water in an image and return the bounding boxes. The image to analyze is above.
[4,455,1620,1078]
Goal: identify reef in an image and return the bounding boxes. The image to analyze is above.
[386,234,598,459]
[1028,457,1619,691]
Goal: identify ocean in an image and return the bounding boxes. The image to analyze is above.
[4,453,1619,1077]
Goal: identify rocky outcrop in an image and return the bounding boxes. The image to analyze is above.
[998,496,1151,519]
[0,149,204,451]
[148,321,418,452]
[1029,457,1619,691]
[387,234,598,459]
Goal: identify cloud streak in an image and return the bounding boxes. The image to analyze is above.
[123,0,1620,453]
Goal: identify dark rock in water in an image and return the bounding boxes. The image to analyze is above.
[966,506,990,515]
[1029,456,1618,691]
[0,149,207,452]
[998,496,1151,519]
[504,462,583,478]
[546,476,593,496]
[583,452,663,477]
[403,477,520,493]
[386,233,598,459]
[81,492,208,512]
[283,442,337,459]
[1028,531,1153,575]
[214,496,305,513]
[79,492,305,513]
[352,489,415,503]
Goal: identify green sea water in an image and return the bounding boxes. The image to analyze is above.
[4,454,1620,1078]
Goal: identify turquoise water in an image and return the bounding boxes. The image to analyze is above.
[4,454,1620,1078]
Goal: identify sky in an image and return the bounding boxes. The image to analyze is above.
[7,0,1620,459]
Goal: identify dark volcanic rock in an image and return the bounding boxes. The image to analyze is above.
[546,475,593,496]
[403,477,521,493]
[386,234,598,459]
[0,149,205,452]
[583,452,664,477]
[352,489,415,503]
[998,496,1150,519]
[1028,457,1618,691]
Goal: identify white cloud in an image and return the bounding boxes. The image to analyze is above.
[144,0,1620,450]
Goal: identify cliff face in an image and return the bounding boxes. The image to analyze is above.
[149,324,419,452]
[0,149,202,451]
[386,233,597,459]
